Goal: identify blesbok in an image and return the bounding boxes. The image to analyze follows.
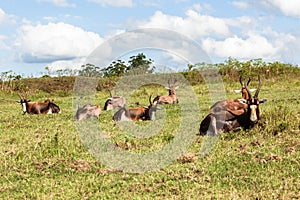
[103,91,126,110]
[199,76,267,135]
[153,79,179,104]
[17,94,61,115]
[75,104,101,121]
[113,96,159,121]
[210,76,255,113]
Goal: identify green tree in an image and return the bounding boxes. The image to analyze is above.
[78,63,101,77]
[100,53,154,77]
[101,60,128,77]
[128,53,154,74]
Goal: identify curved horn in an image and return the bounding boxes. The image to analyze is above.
[245,84,252,99]
[239,76,243,86]
[254,75,262,98]
[109,90,112,97]
[149,95,152,105]
[246,77,251,86]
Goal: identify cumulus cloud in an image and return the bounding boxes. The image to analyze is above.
[47,58,86,71]
[139,10,231,38]
[202,33,279,60]
[37,0,76,7]
[14,22,103,63]
[262,0,300,18]
[88,0,133,7]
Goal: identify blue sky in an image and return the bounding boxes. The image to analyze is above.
[0,0,300,77]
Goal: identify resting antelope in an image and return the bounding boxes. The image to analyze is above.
[113,96,159,121]
[103,91,126,110]
[153,79,179,104]
[199,76,267,135]
[209,76,255,113]
[75,104,101,121]
[17,94,61,115]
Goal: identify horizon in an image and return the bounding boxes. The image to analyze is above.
[0,1,300,76]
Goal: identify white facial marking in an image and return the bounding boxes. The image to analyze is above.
[250,105,258,122]
[22,103,27,112]
[47,109,52,114]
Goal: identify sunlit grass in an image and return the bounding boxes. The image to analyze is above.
[0,78,299,199]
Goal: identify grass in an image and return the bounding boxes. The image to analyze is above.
[0,77,299,199]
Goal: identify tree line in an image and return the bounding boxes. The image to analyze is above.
[1,54,300,92]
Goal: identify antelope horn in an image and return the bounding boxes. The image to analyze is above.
[245,84,252,99]
[239,76,243,86]
[149,95,152,105]
[246,77,251,86]
[167,79,170,87]
[109,90,112,97]
[174,78,177,85]
[254,75,262,98]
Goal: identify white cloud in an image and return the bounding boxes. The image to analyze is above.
[14,22,103,63]
[139,10,231,38]
[0,8,16,24]
[47,58,86,71]
[88,0,133,7]
[37,0,76,7]
[263,0,300,18]
[202,33,278,60]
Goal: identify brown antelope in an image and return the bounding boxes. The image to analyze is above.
[75,104,101,121]
[103,91,126,110]
[153,79,179,104]
[113,96,160,121]
[211,76,255,112]
[199,76,267,135]
[17,94,61,115]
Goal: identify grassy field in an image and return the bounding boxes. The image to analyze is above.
[0,76,299,199]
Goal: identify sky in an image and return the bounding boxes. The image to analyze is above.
[0,0,300,77]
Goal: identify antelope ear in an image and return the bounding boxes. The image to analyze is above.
[234,90,241,93]
[27,100,31,102]
[174,86,179,89]
[165,87,170,90]
[259,98,268,104]
[16,100,21,103]
[156,106,162,110]
[249,88,257,92]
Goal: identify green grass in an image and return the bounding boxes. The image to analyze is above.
[0,77,299,199]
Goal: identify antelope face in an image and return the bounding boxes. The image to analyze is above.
[248,98,267,123]
[18,98,30,114]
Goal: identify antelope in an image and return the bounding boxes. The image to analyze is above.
[199,76,267,135]
[17,94,61,115]
[210,76,255,113]
[103,91,126,110]
[113,96,159,121]
[153,79,179,104]
[75,104,101,121]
